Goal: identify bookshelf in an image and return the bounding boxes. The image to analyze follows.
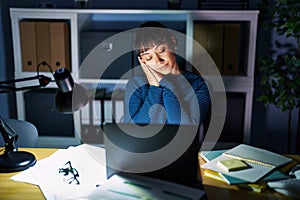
[10,8,258,147]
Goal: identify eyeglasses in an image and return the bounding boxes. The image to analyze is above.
[59,161,80,185]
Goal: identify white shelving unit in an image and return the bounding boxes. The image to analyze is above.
[10,8,258,147]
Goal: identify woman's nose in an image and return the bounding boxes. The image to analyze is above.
[153,53,163,64]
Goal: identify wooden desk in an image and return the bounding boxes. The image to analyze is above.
[0,148,298,200]
[0,148,57,200]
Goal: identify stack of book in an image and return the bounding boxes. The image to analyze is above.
[199,144,293,193]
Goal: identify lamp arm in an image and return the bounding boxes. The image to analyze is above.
[0,117,18,156]
[0,75,52,92]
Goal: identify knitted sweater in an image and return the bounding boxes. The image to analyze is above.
[124,70,211,125]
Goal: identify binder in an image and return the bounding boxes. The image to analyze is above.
[35,21,51,69]
[80,101,90,125]
[49,22,71,71]
[92,100,102,126]
[104,100,113,123]
[223,24,240,75]
[19,21,37,71]
[19,20,71,72]
[194,23,223,73]
[113,100,124,123]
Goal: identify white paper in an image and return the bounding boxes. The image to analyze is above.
[11,144,107,200]
[87,174,206,200]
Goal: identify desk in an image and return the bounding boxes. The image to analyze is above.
[0,148,57,200]
[0,148,298,200]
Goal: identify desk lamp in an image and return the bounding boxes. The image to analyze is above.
[0,62,89,172]
[0,117,37,172]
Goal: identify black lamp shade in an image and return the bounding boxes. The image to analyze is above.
[54,68,89,114]
[55,83,89,114]
[54,68,74,93]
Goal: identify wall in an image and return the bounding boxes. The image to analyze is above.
[0,1,16,118]
[2,0,299,153]
[251,0,299,154]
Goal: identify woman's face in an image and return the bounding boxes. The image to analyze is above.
[139,42,177,75]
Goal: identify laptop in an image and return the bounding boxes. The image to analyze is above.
[103,123,201,187]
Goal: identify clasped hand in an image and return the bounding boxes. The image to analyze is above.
[138,56,181,86]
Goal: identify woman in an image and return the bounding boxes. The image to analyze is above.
[124,21,210,126]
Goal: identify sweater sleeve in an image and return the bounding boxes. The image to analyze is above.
[160,73,210,125]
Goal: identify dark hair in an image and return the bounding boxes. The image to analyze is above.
[133,21,175,55]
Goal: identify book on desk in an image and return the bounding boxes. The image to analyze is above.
[199,144,293,193]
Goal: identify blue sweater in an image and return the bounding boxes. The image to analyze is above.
[124,71,211,125]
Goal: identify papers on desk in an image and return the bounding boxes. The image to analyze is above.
[87,174,206,200]
[11,144,107,200]
[12,144,206,200]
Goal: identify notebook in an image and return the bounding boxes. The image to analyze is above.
[200,149,227,163]
[217,159,249,172]
[223,144,292,168]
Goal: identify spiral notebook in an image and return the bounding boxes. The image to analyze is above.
[223,144,292,168]
[201,144,292,183]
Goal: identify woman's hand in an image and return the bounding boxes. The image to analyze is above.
[138,56,163,86]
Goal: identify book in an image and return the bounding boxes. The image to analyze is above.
[217,159,249,172]
[200,149,227,162]
[203,169,267,193]
[223,144,292,168]
[201,144,293,183]
[199,149,290,183]
[203,169,226,183]
[238,181,267,193]
[202,156,271,183]
[203,169,247,184]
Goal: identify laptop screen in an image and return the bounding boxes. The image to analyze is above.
[103,123,200,187]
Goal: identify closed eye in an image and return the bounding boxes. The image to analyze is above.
[157,46,166,54]
[144,56,152,61]
[141,43,168,61]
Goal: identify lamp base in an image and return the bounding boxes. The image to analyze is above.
[0,151,36,172]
